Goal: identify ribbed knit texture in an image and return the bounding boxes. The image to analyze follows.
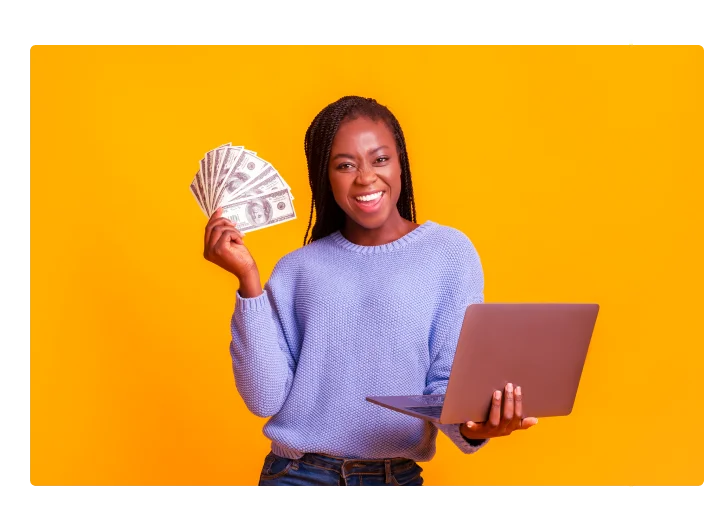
[229,220,489,461]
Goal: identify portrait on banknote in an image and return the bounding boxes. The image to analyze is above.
[246,200,272,226]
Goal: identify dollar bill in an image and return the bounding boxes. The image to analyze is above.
[211,146,244,214]
[191,143,297,225]
[198,158,211,212]
[234,165,290,199]
[212,148,226,210]
[221,188,296,233]
[204,147,227,212]
[190,181,207,215]
[190,168,208,214]
[213,151,271,208]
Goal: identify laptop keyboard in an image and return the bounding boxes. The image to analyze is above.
[405,406,444,419]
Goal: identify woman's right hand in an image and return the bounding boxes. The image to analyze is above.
[203,207,258,281]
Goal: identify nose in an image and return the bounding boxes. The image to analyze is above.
[355,162,378,185]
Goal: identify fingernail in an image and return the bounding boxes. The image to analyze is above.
[515,386,521,396]
[494,390,501,399]
[467,421,475,428]
[507,383,513,392]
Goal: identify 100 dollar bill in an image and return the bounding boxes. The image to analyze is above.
[221,188,296,233]
[232,166,292,200]
[213,151,271,209]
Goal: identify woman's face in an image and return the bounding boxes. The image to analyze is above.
[327,116,402,231]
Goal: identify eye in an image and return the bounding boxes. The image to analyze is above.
[375,156,390,163]
[337,162,354,170]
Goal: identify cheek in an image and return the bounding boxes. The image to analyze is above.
[385,164,404,199]
[328,175,351,205]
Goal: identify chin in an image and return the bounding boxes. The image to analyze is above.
[348,212,391,230]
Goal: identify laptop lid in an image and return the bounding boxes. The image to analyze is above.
[438,303,600,424]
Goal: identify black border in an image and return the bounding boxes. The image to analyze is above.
[16,27,636,497]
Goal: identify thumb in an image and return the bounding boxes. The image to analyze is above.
[465,421,480,432]
[521,417,539,429]
[209,207,223,221]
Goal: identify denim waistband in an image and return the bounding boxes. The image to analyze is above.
[298,452,416,481]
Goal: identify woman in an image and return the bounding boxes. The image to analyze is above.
[203,96,538,486]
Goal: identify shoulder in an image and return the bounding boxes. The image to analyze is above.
[269,236,332,280]
[425,221,485,302]
[426,221,482,263]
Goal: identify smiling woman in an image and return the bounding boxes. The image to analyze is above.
[202,95,537,486]
[327,117,407,240]
[302,96,418,247]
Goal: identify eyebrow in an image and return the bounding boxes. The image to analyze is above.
[331,145,389,161]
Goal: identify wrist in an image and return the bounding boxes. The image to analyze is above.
[459,423,481,441]
[237,269,262,298]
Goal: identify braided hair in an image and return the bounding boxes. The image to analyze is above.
[302,95,417,245]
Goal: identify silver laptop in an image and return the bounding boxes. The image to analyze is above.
[366,303,600,424]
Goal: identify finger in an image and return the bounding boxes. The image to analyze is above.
[507,385,524,432]
[208,229,243,256]
[464,420,481,435]
[208,224,230,249]
[205,214,234,248]
[207,217,236,233]
[500,382,514,433]
[204,206,223,233]
[215,218,244,236]
[209,206,223,221]
[520,417,539,429]
[487,390,502,431]
[209,224,244,249]
[213,228,245,249]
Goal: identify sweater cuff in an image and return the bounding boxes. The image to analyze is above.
[235,289,270,313]
[459,427,489,447]
[436,422,489,454]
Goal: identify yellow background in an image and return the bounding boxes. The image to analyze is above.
[31,45,703,485]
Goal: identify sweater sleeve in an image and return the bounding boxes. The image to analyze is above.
[229,260,299,418]
[425,233,489,454]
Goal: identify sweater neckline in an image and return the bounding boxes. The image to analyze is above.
[329,220,436,254]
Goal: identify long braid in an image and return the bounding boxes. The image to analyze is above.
[392,117,416,222]
[302,96,417,246]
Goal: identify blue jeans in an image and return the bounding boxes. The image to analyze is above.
[258,451,424,486]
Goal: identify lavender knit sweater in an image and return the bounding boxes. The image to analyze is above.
[229,220,489,461]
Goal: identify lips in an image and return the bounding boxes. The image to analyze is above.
[352,190,385,212]
[353,190,384,201]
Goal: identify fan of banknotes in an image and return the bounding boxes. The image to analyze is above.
[189,142,296,233]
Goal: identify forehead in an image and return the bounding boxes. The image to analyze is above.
[331,116,395,151]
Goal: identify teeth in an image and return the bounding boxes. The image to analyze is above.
[355,191,383,202]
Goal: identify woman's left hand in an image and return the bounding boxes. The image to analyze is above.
[459,382,538,439]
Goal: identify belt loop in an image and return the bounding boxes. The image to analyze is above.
[341,459,348,479]
[385,459,392,484]
[292,460,299,470]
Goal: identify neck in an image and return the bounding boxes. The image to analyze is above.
[341,211,418,246]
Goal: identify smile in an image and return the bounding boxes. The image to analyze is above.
[354,191,384,202]
[352,191,385,212]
